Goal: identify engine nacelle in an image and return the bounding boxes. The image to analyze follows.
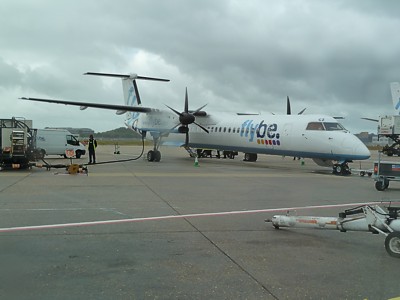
[178,126,189,134]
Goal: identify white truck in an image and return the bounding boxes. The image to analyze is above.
[36,129,86,158]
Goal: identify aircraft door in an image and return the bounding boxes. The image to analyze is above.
[283,123,294,150]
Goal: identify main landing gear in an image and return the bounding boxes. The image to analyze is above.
[332,162,351,176]
[243,153,258,162]
[147,149,161,162]
[147,134,162,162]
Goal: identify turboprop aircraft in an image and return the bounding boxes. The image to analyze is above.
[21,72,370,175]
[391,82,400,115]
[362,82,400,122]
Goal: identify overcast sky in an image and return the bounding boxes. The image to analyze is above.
[1,0,400,134]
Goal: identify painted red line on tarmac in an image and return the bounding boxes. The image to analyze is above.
[0,201,398,233]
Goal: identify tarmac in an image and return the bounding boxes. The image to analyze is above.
[0,145,400,300]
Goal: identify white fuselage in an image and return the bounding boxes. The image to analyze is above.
[126,111,370,162]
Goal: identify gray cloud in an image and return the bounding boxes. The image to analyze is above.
[1,0,399,133]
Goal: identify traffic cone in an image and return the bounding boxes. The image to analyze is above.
[194,156,199,167]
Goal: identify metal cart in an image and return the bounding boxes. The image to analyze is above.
[374,151,400,191]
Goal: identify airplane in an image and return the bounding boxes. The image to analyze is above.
[391,82,400,115]
[21,72,370,175]
[362,82,400,122]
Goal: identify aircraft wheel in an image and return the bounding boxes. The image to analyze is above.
[384,179,390,189]
[147,150,155,162]
[336,165,342,174]
[375,181,386,191]
[154,150,161,162]
[385,232,400,258]
[244,153,257,162]
[244,153,250,161]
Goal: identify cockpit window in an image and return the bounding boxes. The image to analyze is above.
[306,122,346,131]
[306,122,324,130]
[323,122,345,131]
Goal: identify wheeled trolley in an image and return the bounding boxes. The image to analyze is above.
[374,152,400,191]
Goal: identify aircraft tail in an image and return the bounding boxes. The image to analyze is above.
[84,72,169,107]
[390,82,400,115]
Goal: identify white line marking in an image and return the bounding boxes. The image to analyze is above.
[0,208,117,211]
[0,201,398,233]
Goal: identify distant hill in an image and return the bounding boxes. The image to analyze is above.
[95,127,141,139]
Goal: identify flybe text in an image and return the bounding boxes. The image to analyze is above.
[241,120,281,145]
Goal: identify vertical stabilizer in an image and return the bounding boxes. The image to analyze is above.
[390,82,400,115]
[122,78,141,107]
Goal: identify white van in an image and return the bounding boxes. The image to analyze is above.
[36,129,86,158]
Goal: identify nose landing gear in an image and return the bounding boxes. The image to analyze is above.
[333,162,351,176]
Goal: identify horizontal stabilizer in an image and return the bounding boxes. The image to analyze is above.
[84,72,170,82]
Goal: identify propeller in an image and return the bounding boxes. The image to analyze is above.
[287,96,306,115]
[287,96,291,115]
[166,88,209,146]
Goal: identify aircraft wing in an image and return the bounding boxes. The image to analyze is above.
[361,117,379,122]
[20,97,155,113]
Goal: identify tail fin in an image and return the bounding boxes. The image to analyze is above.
[122,78,141,107]
[84,72,169,107]
[390,82,400,115]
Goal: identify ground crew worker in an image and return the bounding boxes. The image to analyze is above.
[88,134,97,164]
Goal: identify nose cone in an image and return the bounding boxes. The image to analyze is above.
[355,143,371,160]
[339,133,370,160]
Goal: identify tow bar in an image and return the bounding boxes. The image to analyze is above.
[266,205,400,258]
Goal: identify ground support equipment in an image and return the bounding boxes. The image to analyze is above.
[374,152,400,191]
[266,204,400,258]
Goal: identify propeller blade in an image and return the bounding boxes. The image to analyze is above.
[194,122,209,133]
[165,104,182,117]
[361,117,379,122]
[184,88,189,113]
[193,103,208,114]
[298,108,307,115]
[287,96,291,115]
